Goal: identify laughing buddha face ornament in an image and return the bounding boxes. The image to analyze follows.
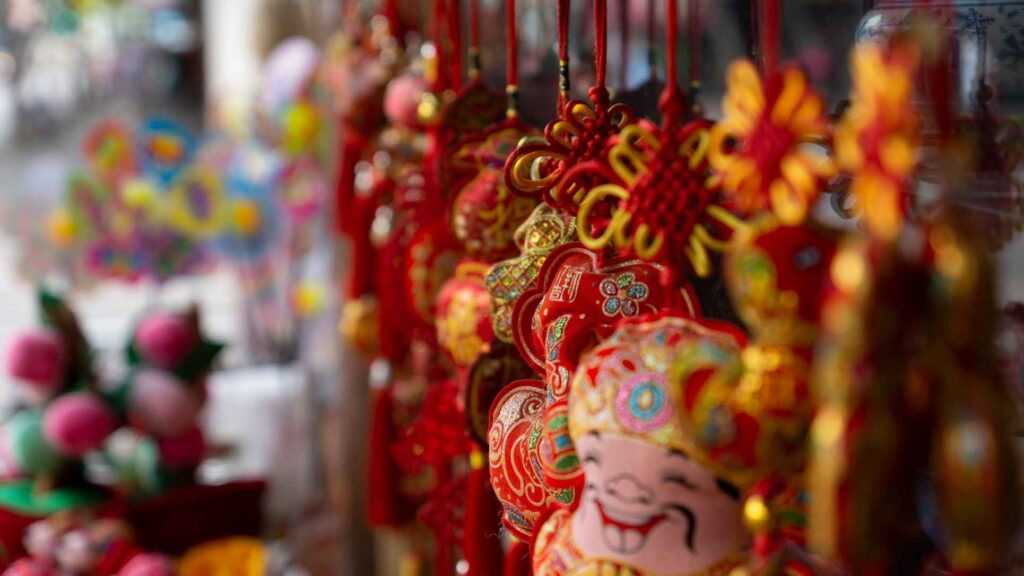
[533,315,750,576]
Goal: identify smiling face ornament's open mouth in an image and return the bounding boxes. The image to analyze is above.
[594,499,667,554]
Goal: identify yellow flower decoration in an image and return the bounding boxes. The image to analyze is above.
[835,42,921,241]
[167,167,230,239]
[179,537,267,576]
[709,60,834,224]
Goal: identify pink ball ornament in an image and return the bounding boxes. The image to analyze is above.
[6,329,65,398]
[383,74,426,128]
[118,554,175,576]
[133,313,197,370]
[128,370,201,438]
[156,426,206,469]
[42,393,118,457]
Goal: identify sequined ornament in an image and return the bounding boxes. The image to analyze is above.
[486,205,576,344]
[436,262,494,369]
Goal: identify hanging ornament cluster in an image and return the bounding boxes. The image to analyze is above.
[332,1,1024,575]
[0,292,250,571]
[46,106,327,285]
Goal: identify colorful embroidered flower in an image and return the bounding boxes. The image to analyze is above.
[834,42,921,241]
[599,273,650,317]
[709,61,834,224]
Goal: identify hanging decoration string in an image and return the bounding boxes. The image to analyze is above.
[507,0,520,116]
[469,0,482,77]
[758,0,780,75]
[430,0,449,92]
[558,0,571,107]
[593,0,609,94]
[658,0,684,122]
[921,0,954,139]
[447,0,464,91]
[619,0,630,90]
[384,0,402,41]
[665,0,679,95]
[647,0,657,79]
[687,0,701,92]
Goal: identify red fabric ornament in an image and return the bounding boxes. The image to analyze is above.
[486,379,562,542]
[505,243,701,509]
[464,342,534,448]
[392,379,470,475]
[436,263,495,370]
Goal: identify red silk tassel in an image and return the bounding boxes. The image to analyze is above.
[334,130,366,237]
[367,385,405,527]
[503,539,532,576]
[462,448,503,576]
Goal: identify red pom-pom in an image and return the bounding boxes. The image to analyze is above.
[156,426,206,469]
[128,370,201,438]
[42,393,117,457]
[6,329,65,397]
[134,313,197,370]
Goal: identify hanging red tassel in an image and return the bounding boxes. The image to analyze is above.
[334,130,367,238]
[503,539,532,576]
[367,384,406,527]
[462,448,503,576]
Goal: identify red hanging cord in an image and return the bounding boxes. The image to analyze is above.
[920,0,954,139]
[665,0,678,93]
[619,0,630,90]
[758,0,780,75]
[659,0,684,122]
[469,0,482,76]
[558,0,571,106]
[383,0,402,40]
[430,0,449,92]
[447,0,464,91]
[593,0,609,91]
[687,0,700,90]
[647,0,657,73]
[507,0,520,116]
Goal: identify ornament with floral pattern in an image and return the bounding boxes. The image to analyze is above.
[709,61,834,225]
[834,41,922,241]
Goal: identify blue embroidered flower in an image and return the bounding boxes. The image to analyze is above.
[599,273,650,317]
